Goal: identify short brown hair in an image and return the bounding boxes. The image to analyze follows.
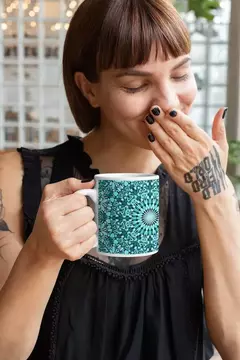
[63,0,191,133]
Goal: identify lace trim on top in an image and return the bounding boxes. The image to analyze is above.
[81,243,200,279]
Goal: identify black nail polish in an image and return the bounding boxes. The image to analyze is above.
[82,178,93,183]
[146,115,155,125]
[169,110,177,117]
[151,107,161,116]
[222,108,228,119]
[148,133,155,142]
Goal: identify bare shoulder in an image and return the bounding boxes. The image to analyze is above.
[0,150,23,213]
[0,151,24,289]
[0,150,23,177]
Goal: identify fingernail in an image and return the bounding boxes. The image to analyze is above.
[222,107,228,119]
[81,178,93,183]
[146,115,155,125]
[169,110,177,117]
[148,133,155,142]
[151,107,161,116]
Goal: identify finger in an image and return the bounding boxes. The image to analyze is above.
[53,191,88,216]
[68,235,97,261]
[149,106,196,152]
[212,107,229,172]
[64,206,94,232]
[145,114,183,157]
[71,220,97,244]
[164,108,209,144]
[212,107,228,145]
[147,132,175,167]
[42,178,94,200]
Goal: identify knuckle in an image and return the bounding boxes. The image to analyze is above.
[42,184,52,198]
[40,203,52,222]
[50,227,61,242]
[73,192,87,207]
[185,146,195,156]
[86,206,95,219]
[89,220,97,233]
[168,126,179,137]
[162,137,172,148]
[66,177,78,188]
[80,195,88,207]
[183,123,193,133]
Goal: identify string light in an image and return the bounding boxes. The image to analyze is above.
[30,21,37,27]
[1,23,8,30]
[69,1,77,9]
[55,23,61,30]
[33,6,40,13]
[66,10,73,17]
[64,23,69,30]
[29,10,35,17]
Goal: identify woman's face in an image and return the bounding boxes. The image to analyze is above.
[94,47,197,149]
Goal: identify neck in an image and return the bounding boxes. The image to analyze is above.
[83,126,161,174]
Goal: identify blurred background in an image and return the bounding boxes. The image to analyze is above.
[0,0,240,193]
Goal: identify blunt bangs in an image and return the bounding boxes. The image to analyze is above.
[97,0,191,72]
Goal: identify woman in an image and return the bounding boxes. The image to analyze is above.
[0,0,239,359]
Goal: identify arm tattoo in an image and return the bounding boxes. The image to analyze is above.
[0,189,12,232]
[184,145,228,200]
[233,193,240,213]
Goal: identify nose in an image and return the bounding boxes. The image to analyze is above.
[153,83,180,112]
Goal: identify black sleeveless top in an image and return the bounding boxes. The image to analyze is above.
[17,136,214,360]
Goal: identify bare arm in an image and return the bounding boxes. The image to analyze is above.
[0,152,62,359]
[0,152,96,360]
[193,177,240,360]
[0,151,24,290]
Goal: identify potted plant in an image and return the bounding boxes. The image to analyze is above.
[227,140,240,199]
[174,0,221,20]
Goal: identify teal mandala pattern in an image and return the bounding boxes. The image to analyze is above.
[98,179,159,255]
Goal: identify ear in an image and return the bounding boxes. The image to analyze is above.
[74,72,100,108]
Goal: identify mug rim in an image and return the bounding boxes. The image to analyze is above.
[94,173,159,181]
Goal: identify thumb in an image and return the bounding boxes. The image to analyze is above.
[212,107,228,150]
[43,178,95,199]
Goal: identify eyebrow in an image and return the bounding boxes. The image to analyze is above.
[115,57,191,78]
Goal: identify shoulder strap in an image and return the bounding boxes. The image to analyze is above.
[17,148,42,241]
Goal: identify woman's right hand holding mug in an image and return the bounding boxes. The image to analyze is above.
[28,178,97,264]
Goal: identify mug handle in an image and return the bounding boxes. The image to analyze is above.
[77,189,97,204]
[76,189,98,248]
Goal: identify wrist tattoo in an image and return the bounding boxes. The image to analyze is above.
[184,146,228,200]
[0,189,12,232]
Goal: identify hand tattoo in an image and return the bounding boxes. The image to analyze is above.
[0,189,12,232]
[184,146,228,200]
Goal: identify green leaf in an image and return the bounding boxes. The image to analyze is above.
[186,0,220,21]
[228,140,240,165]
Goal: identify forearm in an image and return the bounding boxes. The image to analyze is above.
[0,237,63,360]
[193,183,240,360]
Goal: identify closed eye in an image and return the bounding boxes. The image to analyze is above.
[123,84,148,94]
[172,74,189,82]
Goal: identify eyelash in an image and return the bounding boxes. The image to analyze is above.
[124,74,189,94]
[172,74,189,82]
